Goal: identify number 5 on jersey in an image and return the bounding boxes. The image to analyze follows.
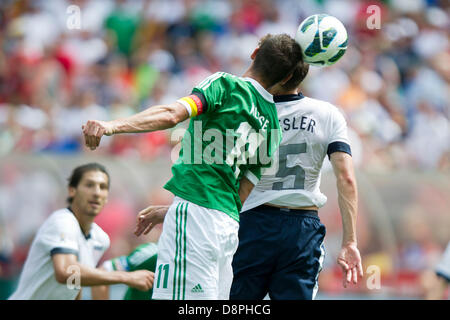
[272,143,307,190]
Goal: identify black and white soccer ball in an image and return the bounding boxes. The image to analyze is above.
[295,14,348,67]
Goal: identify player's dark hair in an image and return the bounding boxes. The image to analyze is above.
[281,61,310,91]
[67,163,110,204]
[252,34,303,88]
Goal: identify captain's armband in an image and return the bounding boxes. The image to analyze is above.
[177,92,207,118]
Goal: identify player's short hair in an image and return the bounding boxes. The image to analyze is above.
[252,34,303,88]
[67,163,110,204]
[280,61,309,91]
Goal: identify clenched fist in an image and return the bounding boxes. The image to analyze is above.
[82,120,114,150]
[126,270,155,291]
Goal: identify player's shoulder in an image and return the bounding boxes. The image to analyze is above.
[199,71,233,84]
[44,208,78,228]
[212,71,243,86]
[302,96,346,120]
[302,96,339,112]
[194,71,237,91]
[90,223,110,246]
[37,208,79,238]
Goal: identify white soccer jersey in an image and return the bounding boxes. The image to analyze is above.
[9,208,110,300]
[242,94,351,211]
[436,242,450,282]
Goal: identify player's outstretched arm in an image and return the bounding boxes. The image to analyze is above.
[135,205,169,236]
[82,102,189,150]
[52,253,154,291]
[330,151,363,288]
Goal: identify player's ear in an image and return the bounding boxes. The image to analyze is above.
[250,47,259,60]
[279,71,294,86]
[68,186,76,199]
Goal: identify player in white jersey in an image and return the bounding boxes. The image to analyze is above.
[134,64,363,300]
[9,163,153,300]
[230,64,363,300]
[421,241,450,299]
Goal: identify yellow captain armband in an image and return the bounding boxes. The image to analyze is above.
[177,94,205,118]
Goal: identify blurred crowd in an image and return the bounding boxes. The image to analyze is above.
[0,0,448,170]
[0,0,449,299]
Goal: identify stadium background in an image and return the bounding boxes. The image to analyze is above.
[0,0,448,299]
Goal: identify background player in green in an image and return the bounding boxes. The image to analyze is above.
[95,243,158,300]
[83,34,303,299]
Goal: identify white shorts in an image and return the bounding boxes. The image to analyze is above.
[152,196,239,300]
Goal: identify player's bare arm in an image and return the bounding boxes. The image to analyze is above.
[238,176,255,205]
[330,151,363,288]
[52,253,154,291]
[134,175,257,237]
[135,205,169,236]
[83,102,189,150]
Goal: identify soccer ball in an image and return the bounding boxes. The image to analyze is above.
[295,14,348,67]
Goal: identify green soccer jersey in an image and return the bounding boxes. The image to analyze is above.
[164,72,282,221]
[107,243,158,300]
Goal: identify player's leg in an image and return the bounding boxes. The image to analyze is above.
[153,197,235,299]
[229,208,279,300]
[268,211,326,300]
[152,198,184,299]
[216,212,239,300]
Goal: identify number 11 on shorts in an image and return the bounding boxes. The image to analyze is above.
[156,264,169,288]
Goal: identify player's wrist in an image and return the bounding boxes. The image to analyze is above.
[114,270,131,285]
[106,120,118,135]
[342,239,357,247]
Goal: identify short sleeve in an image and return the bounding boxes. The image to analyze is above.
[190,72,229,115]
[327,106,352,157]
[244,167,261,186]
[102,256,129,272]
[127,243,158,271]
[40,215,80,257]
[98,227,111,253]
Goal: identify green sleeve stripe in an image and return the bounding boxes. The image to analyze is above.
[196,72,224,90]
[244,169,259,185]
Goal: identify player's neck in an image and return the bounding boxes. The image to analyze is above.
[242,69,270,91]
[69,205,95,238]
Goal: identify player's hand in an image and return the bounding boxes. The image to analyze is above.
[337,242,363,288]
[126,270,154,291]
[82,120,114,150]
[134,205,169,236]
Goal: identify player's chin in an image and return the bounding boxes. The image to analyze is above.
[86,206,103,216]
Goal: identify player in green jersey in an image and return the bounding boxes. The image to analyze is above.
[83,34,303,299]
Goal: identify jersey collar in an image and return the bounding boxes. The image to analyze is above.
[242,77,274,103]
[67,207,92,240]
[273,93,304,103]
